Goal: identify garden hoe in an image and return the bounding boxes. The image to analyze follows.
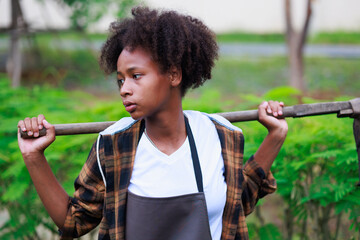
[20,98,360,187]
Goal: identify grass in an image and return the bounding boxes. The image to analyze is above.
[32,31,107,47]
[18,51,359,101]
[216,32,285,43]
[26,31,107,42]
[189,56,360,100]
[1,31,360,45]
[1,31,359,102]
[309,31,360,44]
[5,48,359,103]
[216,31,360,44]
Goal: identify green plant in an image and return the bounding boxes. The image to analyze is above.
[43,0,138,31]
[0,76,127,239]
[238,88,360,240]
[1,78,359,239]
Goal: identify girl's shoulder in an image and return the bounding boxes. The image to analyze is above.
[184,110,242,133]
[99,117,139,136]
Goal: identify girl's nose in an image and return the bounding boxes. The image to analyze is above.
[120,79,132,97]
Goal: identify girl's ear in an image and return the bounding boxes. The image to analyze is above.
[168,66,182,87]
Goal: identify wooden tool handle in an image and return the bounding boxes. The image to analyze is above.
[19,108,294,139]
[19,98,359,139]
[20,121,117,139]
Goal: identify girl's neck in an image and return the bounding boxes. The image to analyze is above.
[144,107,187,156]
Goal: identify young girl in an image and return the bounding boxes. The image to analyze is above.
[18,7,287,240]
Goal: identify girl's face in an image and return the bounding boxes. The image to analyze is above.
[117,47,178,120]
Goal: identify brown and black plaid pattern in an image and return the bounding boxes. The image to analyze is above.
[60,119,276,240]
[213,121,277,240]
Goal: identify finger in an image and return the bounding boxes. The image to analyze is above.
[17,127,22,140]
[259,101,268,112]
[267,100,278,116]
[38,114,45,129]
[18,120,26,132]
[42,119,55,136]
[31,117,39,137]
[43,119,51,129]
[269,101,280,117]
[278,102,284,115]
[266,101,272,114]
[24,117,33,136]
[258,101,269,119]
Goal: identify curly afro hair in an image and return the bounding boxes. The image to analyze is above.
[99,6,218,96]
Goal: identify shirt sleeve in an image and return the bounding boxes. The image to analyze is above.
[59,141,105,239]
[241,155,277,216]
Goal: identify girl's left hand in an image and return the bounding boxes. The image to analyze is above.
[258,101,288,135]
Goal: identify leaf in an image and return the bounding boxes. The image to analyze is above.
[258,224,283,240]
[263,86,302,106]
[2,181,29,201]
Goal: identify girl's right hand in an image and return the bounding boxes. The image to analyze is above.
[17,114,56,156]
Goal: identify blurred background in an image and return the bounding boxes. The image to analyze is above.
[0,0,359,239]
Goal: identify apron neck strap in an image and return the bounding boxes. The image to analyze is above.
[139,120,145,143]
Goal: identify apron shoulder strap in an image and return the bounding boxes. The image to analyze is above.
[185,116,204,193]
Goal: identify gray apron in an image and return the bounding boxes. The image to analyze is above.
[125,117,212,240]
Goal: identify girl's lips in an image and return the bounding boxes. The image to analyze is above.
[124,102,136,113]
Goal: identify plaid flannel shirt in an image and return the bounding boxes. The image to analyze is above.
[60,115,276,240]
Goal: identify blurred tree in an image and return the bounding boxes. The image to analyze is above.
[56,0,138,31]
[6,0,28,88]
[4,0,138,88]
[285,0,313,92]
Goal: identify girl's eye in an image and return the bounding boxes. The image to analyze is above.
[117,79,124,87]
[133,74,141,80]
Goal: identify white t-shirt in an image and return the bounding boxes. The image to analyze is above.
[128,111,228,240]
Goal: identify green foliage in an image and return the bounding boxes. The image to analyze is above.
[20,43,116,92]
[0,76,359,238]
[240,89,360,239]
[304,57,360,97]
[53,0,138,30]
[183,89,230,113]
[0,76,128,238]
[248,222,283,240]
